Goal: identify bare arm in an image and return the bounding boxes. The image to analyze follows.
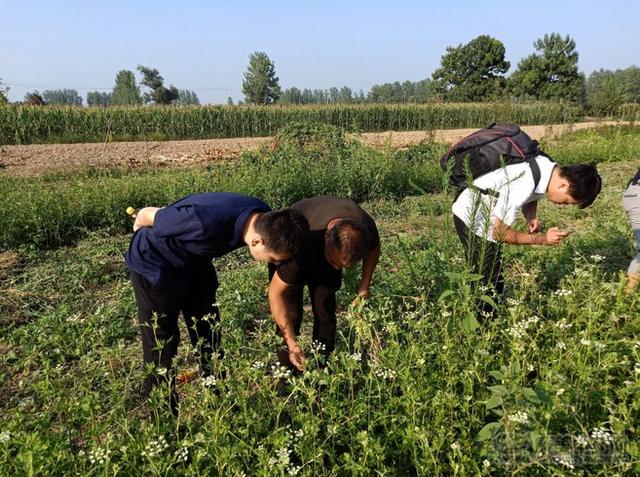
[268,272,305,370]
[521,201,541,233]
[133,207,161,232]
[522,201,538,221]
[492,218,569,245]
[356,241,381,299]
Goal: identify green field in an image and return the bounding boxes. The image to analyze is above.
[1,125,639,475]
[0,102,588,145]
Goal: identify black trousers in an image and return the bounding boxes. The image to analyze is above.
[130,267,221,414]
[453,215,504,317]
[269,265,340,367]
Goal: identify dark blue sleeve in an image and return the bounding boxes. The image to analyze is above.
[152,204,205,239]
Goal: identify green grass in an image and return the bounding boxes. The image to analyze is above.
[0,126,639,475]
[2,125,640,251]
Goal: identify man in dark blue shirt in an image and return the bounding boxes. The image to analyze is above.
[125,192,308,415]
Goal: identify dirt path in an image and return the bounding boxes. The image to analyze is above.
[0,121,626,177]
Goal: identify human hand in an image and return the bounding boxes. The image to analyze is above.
[286,340,305,371]
[351,288,370,307]
[527,218,542,233]
[544,227,571,245]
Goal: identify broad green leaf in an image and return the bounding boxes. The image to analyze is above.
[438,289,455,302]
[488,370,504,380]
[479,294,498,310]
[528,430,542,451]
[485,394,503,410]
[522,387,541,404]
[488,385,508,396]
[477,422,502,441]
[462,312,479,333]
[444,271,463,281]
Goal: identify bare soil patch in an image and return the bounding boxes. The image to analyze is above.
[0,121,624,177]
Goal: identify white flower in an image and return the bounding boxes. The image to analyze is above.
[349,352,362,362]
[554,288,573,297]
[0,431,9,444]
[450,442,460,451]
[507,411,529,425]
[312,340,327,352]
[508,316,540,339]
[555,341,567,350]
[590,427,613,446]
[251,360,266,370]
[271,364,292,380]
[553,453,575,470]
[554,319,573,329]
[201,375,217,387]
[590,254,605,262]
[268,447,292,467]
[575,434,589,448]
[373,366,397,380]
[174,446,189,462]
[286,465,302,476]
[144,436,169,458]
[483,459,491,469]
[287,428,304,441]
[556,388,565,396]
[580,338,592,346]
[88,447,111,465]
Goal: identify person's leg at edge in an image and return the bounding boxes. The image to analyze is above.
[130,271,181,416]
[453,215,503,318]
[183,266,223,379]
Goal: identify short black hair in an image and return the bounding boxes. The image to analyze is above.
[255,209,309,255]
[326,218,372,265]
[559,163,602,209]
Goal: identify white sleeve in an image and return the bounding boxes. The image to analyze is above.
[491,170,535,227]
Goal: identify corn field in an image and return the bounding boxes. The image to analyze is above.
[0,102,585,145]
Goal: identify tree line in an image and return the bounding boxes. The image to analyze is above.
[1,33,638,114]
[244,34,639,115]
[1,66,200,108]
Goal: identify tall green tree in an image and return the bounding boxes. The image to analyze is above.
[0,78,9,105]
[367,79,434,103]
[509,33,585,103]
[586,66,640,115]
[42,89,82,105]
[86,91,112,107]
[137,65,179,105]
[586,69,625,115]
[432,35,510,101]
[242,52,281,105]
[176,89,200,106]
[24,91,45,105]
[111,70,142,105]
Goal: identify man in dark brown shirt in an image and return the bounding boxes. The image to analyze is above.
[268,196,381,370]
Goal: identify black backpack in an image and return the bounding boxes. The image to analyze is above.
[441,123,543,196]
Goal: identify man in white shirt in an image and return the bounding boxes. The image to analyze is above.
[452,156,601,317]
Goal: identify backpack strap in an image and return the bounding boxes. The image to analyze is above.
[527,156,541,191]
[468,157,541,198]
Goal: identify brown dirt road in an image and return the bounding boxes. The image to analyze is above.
[0,121,626,177]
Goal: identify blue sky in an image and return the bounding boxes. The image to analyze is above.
[2,0,638,104]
